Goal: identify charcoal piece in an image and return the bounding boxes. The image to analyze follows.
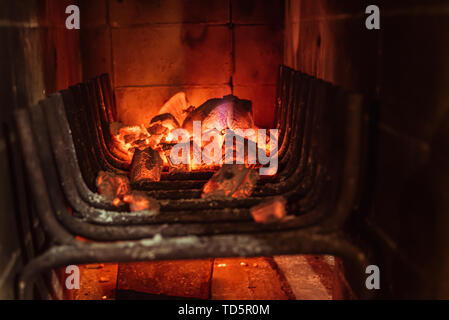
[96,170,130,204]
[146,122,169,136]
[131,139,148,149]
[123,134,137,144]
[231,169,259,198]
[158,141,178,152]
[250,196,287,223]
[130,147,163,185]
[123,191,160,213]
[150,113,180,129]
[182,95,254,135]
[110,123,153,161]
[202,164,259,199]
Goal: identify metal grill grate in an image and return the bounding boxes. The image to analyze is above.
[14,66,372,299]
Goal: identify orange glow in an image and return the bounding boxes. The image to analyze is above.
[112,198,122,207]
[109,92,276,173]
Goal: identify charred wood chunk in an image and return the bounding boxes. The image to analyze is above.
[132,139,148,149]
[146,122,169,136]
[182,95,254,135]
[123,134,137,144]
[130,147,163,185]
[147,113,180,146]
[250,196,287,223]
[150,113,179,129]
[183,105,195,114]
[202,164,259,199]
[123,191,160,213]
[96,170,130,205]
[231,169,260,198]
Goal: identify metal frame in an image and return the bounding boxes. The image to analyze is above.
[15,66,372,299]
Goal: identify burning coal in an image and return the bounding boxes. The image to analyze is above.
[96,170,130,206]
[250,196,287,223]
[202,165,259,199]
[110,93,278,175]
[98,92,280,211]
[96,170,159,213]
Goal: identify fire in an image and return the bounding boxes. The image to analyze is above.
[99,93,279,211]
[109,93,278,174]
[110,124,151,161]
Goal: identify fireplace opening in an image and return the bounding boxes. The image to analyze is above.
[3,0,390,300]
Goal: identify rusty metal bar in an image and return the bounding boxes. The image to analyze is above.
[16,66,369,300]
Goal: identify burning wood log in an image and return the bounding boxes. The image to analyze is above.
[96,170,131,206]
[123,191,160,213]
[250,196,287,223]
[201,164,259,199]
[129,147,163,185]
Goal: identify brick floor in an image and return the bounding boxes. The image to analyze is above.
[71,255,339,300]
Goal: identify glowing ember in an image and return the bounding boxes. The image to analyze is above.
[202,165,259,199]
[96,170,160,213]
[109,93,277,174]
[96,170,130,206]
[123,191,160,212]
[110,123,152,161]
[130,147,164,185]
[182,95,254,135]
[250,196,287,223]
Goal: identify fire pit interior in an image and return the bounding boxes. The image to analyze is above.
[2,0,449,300]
